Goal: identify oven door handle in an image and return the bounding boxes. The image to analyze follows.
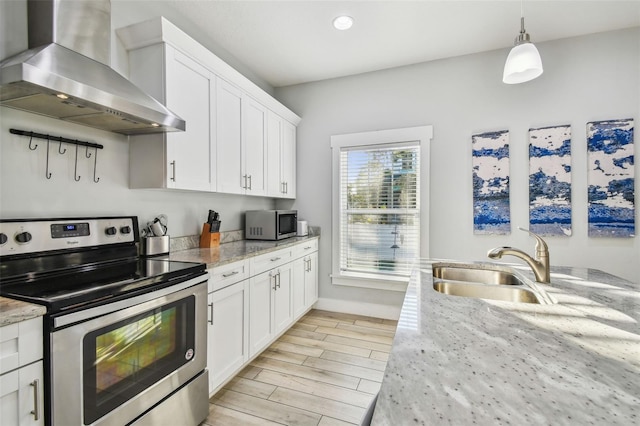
[53,273,208,329]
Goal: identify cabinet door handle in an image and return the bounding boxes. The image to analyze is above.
[170,161,176,181]
[276,271,281,289]
[248,175,252,190]
[208,303,214,325]
[270,271,277,290]
[222,271,239,278]
[242,174,247,189]
[30,379,39,421]
[284,182,288,194]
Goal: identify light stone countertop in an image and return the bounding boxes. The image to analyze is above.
[372,260,639,425]
[167,235,320,269]
[0,296,46,326]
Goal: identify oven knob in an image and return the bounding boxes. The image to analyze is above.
[0,233,7,245]
[105,226,117,236]
[120,226,131,234]
[15,231,32,244]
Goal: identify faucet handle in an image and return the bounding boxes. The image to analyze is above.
[517,227,549,256]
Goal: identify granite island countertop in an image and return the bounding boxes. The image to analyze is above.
[166,235,319,268]
[372,260,639,425]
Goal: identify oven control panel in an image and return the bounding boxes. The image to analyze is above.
[0,217,138,256]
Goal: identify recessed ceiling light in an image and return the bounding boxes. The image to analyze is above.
[333,15,353,31]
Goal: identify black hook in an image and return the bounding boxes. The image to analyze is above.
[45,136,52,179]
[28,134,38,150]
[85,145,92,158]
[74,144,81,182]
[58,141,66,154]
[93,147,100,183]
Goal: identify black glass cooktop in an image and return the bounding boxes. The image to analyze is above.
[0,256,205,312]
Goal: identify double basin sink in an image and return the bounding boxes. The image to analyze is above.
[432,262,554,305]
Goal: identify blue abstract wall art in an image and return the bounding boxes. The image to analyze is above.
[472,130,510,235]
[529,125,572,236]
[587,118,635,238]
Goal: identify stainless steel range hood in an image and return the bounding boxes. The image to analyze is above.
[0,0,185,135]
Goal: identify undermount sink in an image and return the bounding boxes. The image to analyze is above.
[433,281,542,304]
[432,264,525,286]
[431,262,553,305]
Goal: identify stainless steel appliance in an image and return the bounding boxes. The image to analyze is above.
[245,210,297,240]
[0,0,185,134]
[0,216,209,426]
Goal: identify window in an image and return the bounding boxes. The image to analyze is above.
[331,126,432,290]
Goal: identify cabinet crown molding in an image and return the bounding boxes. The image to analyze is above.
[117,16,301,125]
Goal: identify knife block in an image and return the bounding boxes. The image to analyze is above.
[199,223,220,248]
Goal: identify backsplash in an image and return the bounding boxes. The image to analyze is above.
[169,227,320,252]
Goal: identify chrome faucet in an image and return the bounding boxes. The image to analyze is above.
[487,227,551,283]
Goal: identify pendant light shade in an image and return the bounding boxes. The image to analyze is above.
[503,16,543,84]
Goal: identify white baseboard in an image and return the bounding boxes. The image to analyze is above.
[313,297,401,320]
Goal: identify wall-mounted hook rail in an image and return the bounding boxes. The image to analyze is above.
[10,128,104,183]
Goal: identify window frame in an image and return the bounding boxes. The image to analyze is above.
[330,125,433,291]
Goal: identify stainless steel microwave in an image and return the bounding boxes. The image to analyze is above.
[245,210,297,240]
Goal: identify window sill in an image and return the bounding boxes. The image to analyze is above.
[331,273,409,292]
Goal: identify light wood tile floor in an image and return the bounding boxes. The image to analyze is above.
[203,309,398,426]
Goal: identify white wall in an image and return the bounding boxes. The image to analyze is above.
[0,0,275,235]
[275,27,640,312]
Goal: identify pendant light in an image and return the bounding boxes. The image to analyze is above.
[503,3,543,84]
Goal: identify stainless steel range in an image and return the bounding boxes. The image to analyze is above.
[0,216,209,426]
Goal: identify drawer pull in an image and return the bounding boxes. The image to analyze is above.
[222,271,239,278]
[30,379,39,421]
[304,246,312,250]
[270,257,281,262]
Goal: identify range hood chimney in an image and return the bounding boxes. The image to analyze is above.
[0,0,185,135]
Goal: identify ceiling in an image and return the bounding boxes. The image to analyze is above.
[120,1,640,88]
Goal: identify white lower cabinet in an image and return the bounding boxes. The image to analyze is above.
[0,318,44,426]
[304,252,319,307]
[207,280,249,394]
[248,270,273,357]
[293,251,319,319]
[0,361,44,426]
[248,262,293,358]
[207,239,318,395]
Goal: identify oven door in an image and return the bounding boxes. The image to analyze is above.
[49,276,207,426]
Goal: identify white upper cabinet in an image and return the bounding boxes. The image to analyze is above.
[127,44,214,191]
[216,78,244,194]
[216,81,268,196]
[281,120,296,198]
[117,17,300,197]
[267,112,296,198]
[242,97,268,196]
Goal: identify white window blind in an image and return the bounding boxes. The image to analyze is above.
[339,142,420,277]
